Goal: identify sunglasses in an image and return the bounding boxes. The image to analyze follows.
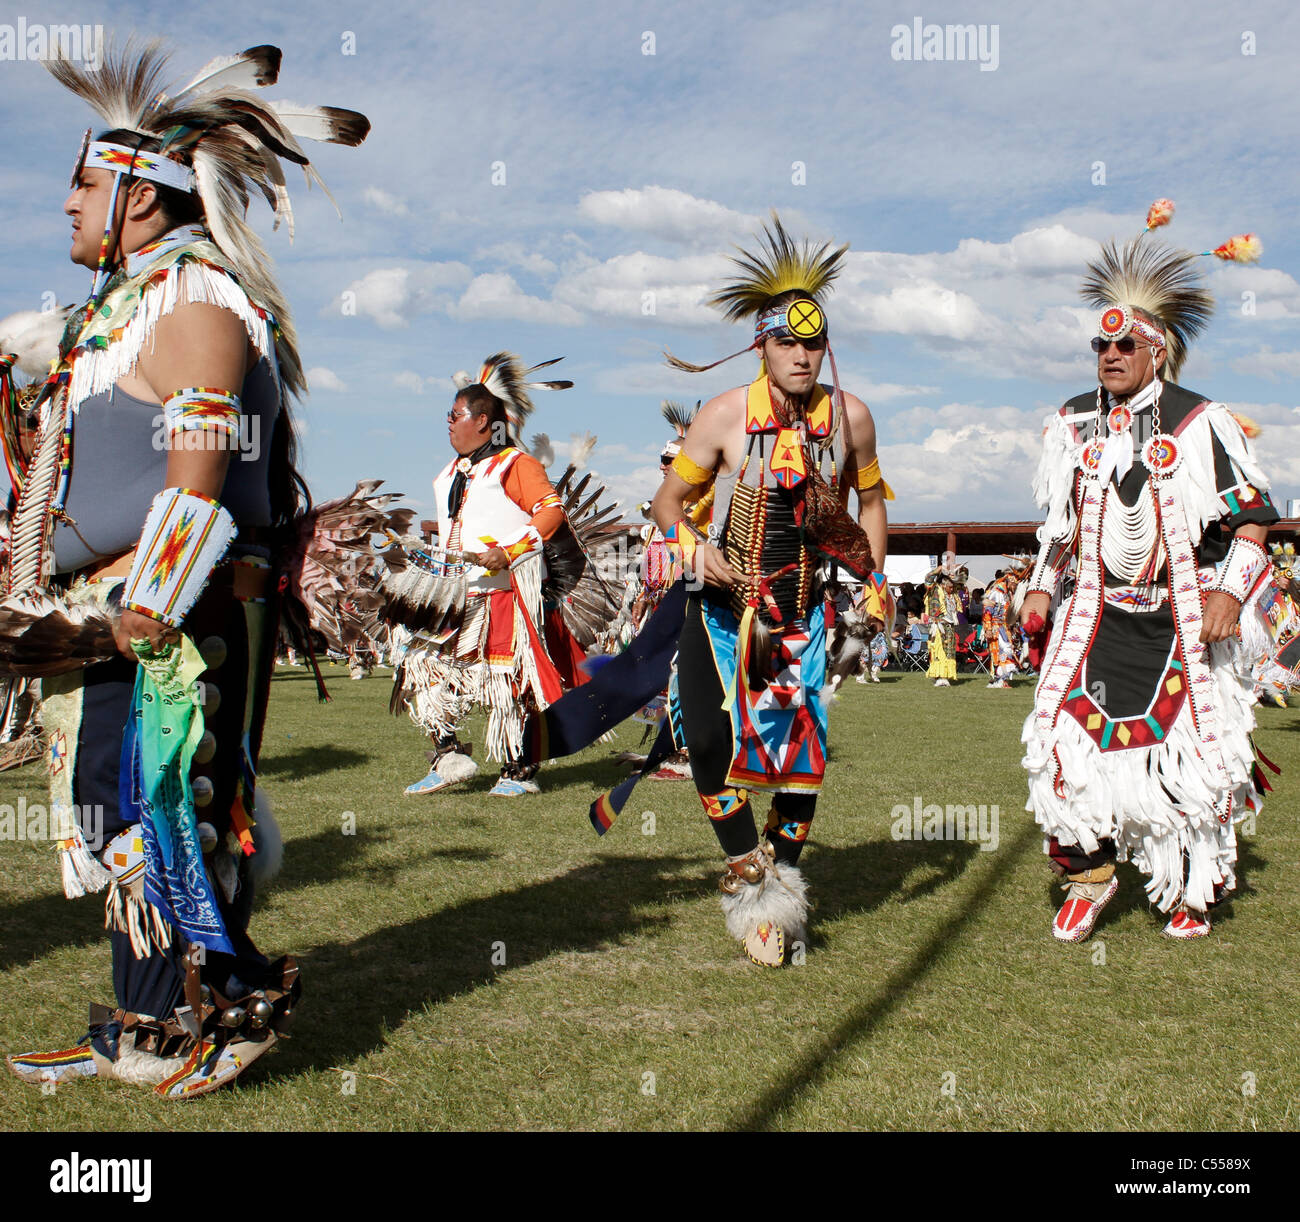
[659,453,674,466]
[1091,337,1141,354]
[447,408,473,423]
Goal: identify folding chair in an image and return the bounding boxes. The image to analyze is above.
[967,630,992,677]
[901,625,930,671]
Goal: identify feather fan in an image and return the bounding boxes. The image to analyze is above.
[0,592,119,676]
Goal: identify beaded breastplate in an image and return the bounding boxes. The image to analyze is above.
[720,378,836,631]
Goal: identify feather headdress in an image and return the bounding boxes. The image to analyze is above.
[48,40,369,395]
[666,212,848,375]
[451,353,572,442]
[709,212,848,324]
[1081,237,1213,382]
[659,398,699,460]
[661,399,698,439]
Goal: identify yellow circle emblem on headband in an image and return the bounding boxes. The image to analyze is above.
[786,298,824,339]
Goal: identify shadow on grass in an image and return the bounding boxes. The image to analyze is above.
[810,835,982,937]
[0,886,107,973]
[727,817,1042,1131]
[277,852,698,1074]
[258,746,372,781]
[267,824,497,895]
[0,823,497,977]
[267,823,989,1083]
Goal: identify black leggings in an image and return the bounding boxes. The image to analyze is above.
[675,598,817,864]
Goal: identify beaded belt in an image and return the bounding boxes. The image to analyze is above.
[1103,583,1168,612]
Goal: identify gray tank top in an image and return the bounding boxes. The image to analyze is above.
[52,357,281,573]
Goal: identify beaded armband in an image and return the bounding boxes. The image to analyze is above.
[854,456,896,500]
[121,488,237,627]
[162,387,242,441]
[671,451,713,487]
[664,518,706,569]
[1206,535,1269,604]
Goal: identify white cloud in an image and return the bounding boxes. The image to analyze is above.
[578,187,761,247]
[878,408,1049,518]
[339,264,472,329]
[306,366,347,393]
[456,272,584,326]
[858,380,940,403]
[1221,401,1300,490]
[473,242,557,277]
[552,251,727,327]
[1233,348,1300,380]
[362,187,409,217]
[393,370,457,395]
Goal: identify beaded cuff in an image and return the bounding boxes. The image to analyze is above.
[121,488,237,626]
[1206,535,1269,604]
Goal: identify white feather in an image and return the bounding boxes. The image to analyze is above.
[173,48,279,101]
[249,788,283,887]
[529,432,555,467]
[568,431,597,468]
[269,101,367,145]
[0,309,66,379]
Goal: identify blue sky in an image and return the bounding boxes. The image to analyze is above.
[1,0,1296,573]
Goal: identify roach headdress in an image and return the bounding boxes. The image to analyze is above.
[1082,200,1262,384]
[659,399,699,461]
[451,353,573,443]
[665,211,848,375]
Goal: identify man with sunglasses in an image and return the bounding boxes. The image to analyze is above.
[1019,236,1278,944]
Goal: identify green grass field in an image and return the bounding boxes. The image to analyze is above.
[2,664,1298,1131]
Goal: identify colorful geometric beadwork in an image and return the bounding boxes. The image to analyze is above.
[700,787,749,821]
[1142,434,1181,475]
[1062,659,1187,751]
[1099,305,1131,337]
[1106,404,1133,434]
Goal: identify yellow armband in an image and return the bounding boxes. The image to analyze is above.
[671,451,714,487]
[854,456,895,500]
